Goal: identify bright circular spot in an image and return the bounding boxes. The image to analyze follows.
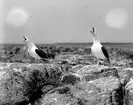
[6,8,28,27]
[105,8,128,29]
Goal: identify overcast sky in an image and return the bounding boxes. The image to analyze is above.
[1,0,133,43]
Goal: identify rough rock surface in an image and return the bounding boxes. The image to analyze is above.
[0,44,132,105]
[0,63,63,105]
[37,65,121,105]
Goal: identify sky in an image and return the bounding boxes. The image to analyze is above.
[1,0,133,43]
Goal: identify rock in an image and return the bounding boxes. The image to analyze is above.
[61,74,81,85]
[120,68,133,105]
[70,78,120,105]
[70,65,119,82]
[37,88,79,105]
[36,65,123,105]
[38,77,120,105]
[0,68,29,105]
[0,63,63,105]
[0,45,133,105]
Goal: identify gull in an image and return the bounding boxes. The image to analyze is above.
[22,36,48,63]
[90,27,110,64]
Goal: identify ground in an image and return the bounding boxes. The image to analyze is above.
[0,43,133,105]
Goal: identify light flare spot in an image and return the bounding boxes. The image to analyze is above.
[105,8,128,29]
[6,7,29,27]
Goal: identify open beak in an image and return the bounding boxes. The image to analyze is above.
[90,27,96,35]
[22,36,26,42]
[92,27,95,32]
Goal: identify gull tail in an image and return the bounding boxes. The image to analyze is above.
[107,58,111,64]
[41,58,50,63]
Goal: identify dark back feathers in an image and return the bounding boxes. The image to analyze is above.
[101,46,110,63]
[35,48,48,58]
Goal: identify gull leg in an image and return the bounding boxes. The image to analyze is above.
[97,59,99,65]
[38,59,41,63]
[42,58,50,63]
[35,59,37,63]
[37,59,39,63]
[35,59,40,63]
[93,57,97,64]
[97,59,103,65]
[99,59,105,66]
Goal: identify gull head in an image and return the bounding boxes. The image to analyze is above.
[90,27,97,37]
[22,36,29,42]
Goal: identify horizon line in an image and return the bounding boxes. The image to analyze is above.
[0,42,133,45]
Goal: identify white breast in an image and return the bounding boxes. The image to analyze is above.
[91,43,105,59]
[28,47,41,59]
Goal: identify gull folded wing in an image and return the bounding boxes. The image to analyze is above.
[35,48,48,58]
[101,46,110,63]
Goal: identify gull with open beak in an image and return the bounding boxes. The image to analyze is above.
[90,27,110,64]
[22,36,48,63]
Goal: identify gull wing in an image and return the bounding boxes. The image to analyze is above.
[101,46,110,63]
[35,48,48,58]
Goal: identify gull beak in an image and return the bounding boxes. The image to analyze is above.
[92,27,95,32]
[90,27,96,35]
[22,36,26,42]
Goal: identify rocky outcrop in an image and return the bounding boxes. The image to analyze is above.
[0,62,132,105]
[0,63,63,105]
[37,65,121,105]
[0,45,132,105]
